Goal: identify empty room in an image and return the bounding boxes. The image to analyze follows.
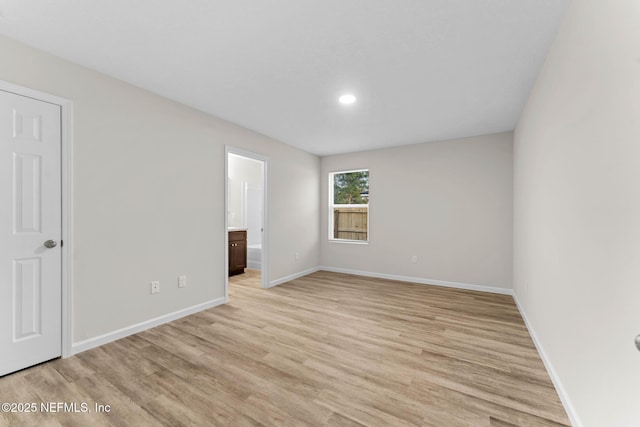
[0,1,638,426]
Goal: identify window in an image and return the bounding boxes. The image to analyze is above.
[329,169,369,242]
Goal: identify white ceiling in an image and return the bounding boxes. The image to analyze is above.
[0,0,569,156]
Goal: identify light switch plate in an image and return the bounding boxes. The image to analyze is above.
[151,281,160,294]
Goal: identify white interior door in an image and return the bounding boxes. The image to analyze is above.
[0,90,62,376]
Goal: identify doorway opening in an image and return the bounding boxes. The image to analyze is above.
[225,147,268,298]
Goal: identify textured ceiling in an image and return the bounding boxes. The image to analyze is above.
[0,0,569,156]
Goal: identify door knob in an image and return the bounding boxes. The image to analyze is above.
[44,240,57,249]
[635,335,640,352]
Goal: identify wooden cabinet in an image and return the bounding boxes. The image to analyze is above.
[228,230,247,276]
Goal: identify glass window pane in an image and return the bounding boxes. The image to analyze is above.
[333,171,369,205]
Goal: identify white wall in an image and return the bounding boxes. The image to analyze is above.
[228,153,263,234]
[514,0,640,425]
[321,133,513,290]
[0,35,320,345]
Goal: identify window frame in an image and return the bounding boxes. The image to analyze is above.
[328,168,369,244]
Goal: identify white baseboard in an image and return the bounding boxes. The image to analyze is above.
[318,266,513,295]
[268,266,321,288]
[70,297,227,355]
[512,292,582,427]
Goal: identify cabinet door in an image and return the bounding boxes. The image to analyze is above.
[229,243,246,275]
[229,230,247,275]
[235,240,246,268]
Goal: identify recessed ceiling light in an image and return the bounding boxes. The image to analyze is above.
[339,94,356,105]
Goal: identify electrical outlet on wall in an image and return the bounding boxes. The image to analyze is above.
[151,281,160,294]
[178,275,187,288]
[295,252,300,260]
[411,255,418,264]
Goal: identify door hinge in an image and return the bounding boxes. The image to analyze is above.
[60,240,64,247]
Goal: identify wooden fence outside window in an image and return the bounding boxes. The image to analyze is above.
[333,207,368,241]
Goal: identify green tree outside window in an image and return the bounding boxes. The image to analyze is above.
[333,171,369,204]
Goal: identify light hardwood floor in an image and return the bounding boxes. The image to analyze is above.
[0,270,570,426]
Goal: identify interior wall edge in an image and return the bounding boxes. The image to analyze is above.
[69,296,227,356]
[268,267,322,288]
[512,291,583,427]
[318,266,513,295]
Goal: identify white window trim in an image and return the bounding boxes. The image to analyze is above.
[328,169,369,244]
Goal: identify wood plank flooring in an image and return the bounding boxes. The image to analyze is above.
[0,270,570,426]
